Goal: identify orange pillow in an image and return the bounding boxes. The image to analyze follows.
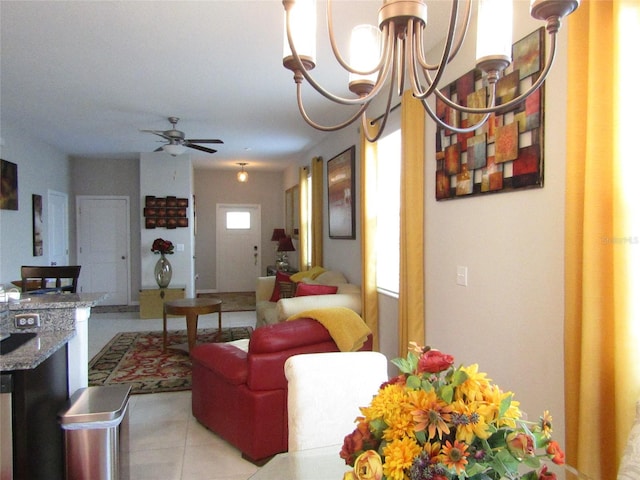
[294,283,338,297]
[269,271,294,302]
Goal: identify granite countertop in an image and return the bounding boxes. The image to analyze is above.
[0,329,76,370]
[7,292,106,310]
[1,292,104,371]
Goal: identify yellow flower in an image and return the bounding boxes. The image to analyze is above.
[347,450,384,480]
[449,400,490,443]
[382,405,415,442]
[477,384,521,428]
[362,384,407,422]
[456,364,491,402]
[540,410,553,438]
[407,389,452,441]
[382,437,422,480]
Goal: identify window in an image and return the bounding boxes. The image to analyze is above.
[375,128,401,294]
[226,211,250,229]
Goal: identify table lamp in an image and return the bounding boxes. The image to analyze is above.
[271,228,286,264]
[276,236,296,270]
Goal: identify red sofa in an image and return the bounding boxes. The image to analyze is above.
[190,317,373,463]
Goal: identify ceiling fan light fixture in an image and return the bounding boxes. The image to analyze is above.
[163,143,188,156]
[237,162,249,183]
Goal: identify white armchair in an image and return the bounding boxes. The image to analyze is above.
[285,351,388,452]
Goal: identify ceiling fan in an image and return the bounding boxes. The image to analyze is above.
[141,116,223,156]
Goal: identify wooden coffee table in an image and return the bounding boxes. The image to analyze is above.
[162,298,222,353]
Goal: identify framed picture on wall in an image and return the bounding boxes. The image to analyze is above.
[32,194,43,256]
[327,146,356,239]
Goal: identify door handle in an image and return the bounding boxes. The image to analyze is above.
[121,256,126,260]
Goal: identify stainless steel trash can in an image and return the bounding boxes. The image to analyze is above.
[59,385,131,480]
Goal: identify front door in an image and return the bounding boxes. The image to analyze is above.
[216,204,261,292]
[76,196,130,305]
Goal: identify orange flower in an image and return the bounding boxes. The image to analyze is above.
[441,440,469,475]
[546,440,565,465]
[507,432,535,459]
[407,389,452,440]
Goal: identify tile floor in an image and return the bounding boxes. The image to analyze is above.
[88,309,262,480]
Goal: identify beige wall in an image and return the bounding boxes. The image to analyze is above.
[193,169,284,292]
[424,11,568,445]
[0,123,71,285]
[71,156,141,301]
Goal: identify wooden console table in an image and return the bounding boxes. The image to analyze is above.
[139,287,185,319]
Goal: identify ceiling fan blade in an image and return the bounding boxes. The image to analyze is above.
[186,138,224,144]
[140,129,171,140]
[185,143,217,154]
[154,146,164,152]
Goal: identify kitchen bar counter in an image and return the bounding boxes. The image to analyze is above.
[1,292,104,373]
[1,292,105,479]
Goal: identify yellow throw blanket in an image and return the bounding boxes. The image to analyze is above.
[287,307,372,352]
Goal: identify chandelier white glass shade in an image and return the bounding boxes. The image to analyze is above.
[282,0,580,142]
[163,142,188,156]
[237,162,249,183]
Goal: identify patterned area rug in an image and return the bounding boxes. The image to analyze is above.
[88,327,253,394]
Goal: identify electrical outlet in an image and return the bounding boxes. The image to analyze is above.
[15,313,40,329]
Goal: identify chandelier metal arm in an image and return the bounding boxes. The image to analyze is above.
[285,8,396,106]
[416,0,471,72]
[295,82,370,132]
[428,28,559,117]
[326,0,388,76]
[421,95,492,134]
[408,15,457,101]
[361,56,399,143]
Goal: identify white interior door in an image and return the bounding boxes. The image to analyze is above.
[76,196,130,305]
[216,204,261,292]
[47,190,69,266]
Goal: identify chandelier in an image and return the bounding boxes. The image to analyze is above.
[282,0,580,142]
[237,162,249,183]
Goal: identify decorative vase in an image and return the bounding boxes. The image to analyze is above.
[154,253,172,288]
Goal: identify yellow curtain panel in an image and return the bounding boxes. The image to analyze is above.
[311,156,324,267]
[361,125,380,350]
[298,166,310,271]
[398,89,425,356]
[565,1,640,477]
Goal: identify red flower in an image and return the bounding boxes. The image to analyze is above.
[417,349,454,374]
[151,238,174,254]
[538,465,557,480]
[340,422,380,466]
[546,440,565,465]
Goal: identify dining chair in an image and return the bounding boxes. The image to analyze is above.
[285,351,388,452]
[20,265,81,293]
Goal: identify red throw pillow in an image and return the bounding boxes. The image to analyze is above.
[269,271,293,302]
[294,283,338,297]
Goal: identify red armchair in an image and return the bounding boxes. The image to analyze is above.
[190,317,373,463]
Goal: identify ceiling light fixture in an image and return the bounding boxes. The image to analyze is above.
[163,141,188,157]
[237,162,249,183]
[282,0,580,142]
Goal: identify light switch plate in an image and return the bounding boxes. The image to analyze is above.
[456,266,468,287]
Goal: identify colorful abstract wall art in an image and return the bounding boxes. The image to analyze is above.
[435,28,545,200]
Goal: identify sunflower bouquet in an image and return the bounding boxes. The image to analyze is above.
[340,344,565,480]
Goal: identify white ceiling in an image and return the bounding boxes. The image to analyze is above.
[0,0,451,171]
